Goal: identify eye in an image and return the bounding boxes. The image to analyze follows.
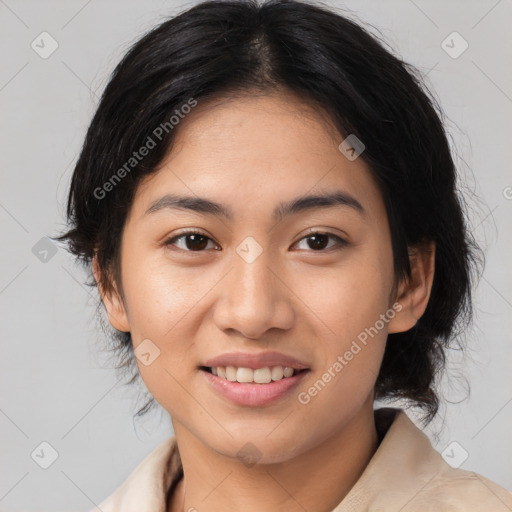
[164,229,219,252]
[293,231,348,252]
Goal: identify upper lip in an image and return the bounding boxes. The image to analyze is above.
[202,351,310,370]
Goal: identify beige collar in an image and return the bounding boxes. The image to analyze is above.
[95,408,512,512]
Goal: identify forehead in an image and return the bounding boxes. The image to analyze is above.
[129,91,385,225]
[169,90,343,161]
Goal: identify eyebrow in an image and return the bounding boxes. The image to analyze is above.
[143,190,365,222]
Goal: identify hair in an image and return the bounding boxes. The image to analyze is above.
[52,0,482,424]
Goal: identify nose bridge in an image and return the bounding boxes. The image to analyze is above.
[214,235,294,338]
[232,235,276,311]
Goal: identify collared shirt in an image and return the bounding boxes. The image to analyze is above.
[92,408,512,511]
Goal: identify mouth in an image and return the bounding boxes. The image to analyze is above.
[199,364,310,407]
[199,365,309,384]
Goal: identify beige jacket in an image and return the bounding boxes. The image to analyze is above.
[93,408,512,511]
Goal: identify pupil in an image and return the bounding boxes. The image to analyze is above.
[308,234,328,250]
[187,234,208,251]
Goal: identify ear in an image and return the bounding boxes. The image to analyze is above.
[92,254,130,332]
[388,241,435,334]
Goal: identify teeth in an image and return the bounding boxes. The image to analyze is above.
[271,366,284,380]
[226,366,237,382]
[209,365,299,383]
[253,367,272,384]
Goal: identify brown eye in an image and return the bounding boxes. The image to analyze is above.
[164,231,218,252]
[294,232,348,252]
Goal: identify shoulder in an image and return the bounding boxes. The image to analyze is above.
[335,408,512,512]
[90,436,181,512]
[421,465,512,511]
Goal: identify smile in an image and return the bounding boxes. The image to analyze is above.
[199,366,310,407]
[201,365,304,383]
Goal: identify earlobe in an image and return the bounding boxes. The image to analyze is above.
[92,254,131,332]
[388,241,435,334]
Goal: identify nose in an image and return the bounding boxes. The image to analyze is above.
[212,242,295,340]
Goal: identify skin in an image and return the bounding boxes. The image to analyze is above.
[93,90,435,512]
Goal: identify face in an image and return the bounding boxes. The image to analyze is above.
[96,90,424,463]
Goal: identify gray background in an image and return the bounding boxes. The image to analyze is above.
[1,0,511,510]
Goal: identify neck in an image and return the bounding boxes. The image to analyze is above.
[169,399,378,512]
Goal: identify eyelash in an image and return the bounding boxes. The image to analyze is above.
[163,228,349,253]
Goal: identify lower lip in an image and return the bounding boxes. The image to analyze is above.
[200,368,309,407]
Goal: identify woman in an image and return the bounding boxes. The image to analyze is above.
[53,0,512,510]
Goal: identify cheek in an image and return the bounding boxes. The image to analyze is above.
[120,245,203,337]
[293,246,393,401]
[297,249,394,342]
[118,247,202,402]
[293,276,390,434]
